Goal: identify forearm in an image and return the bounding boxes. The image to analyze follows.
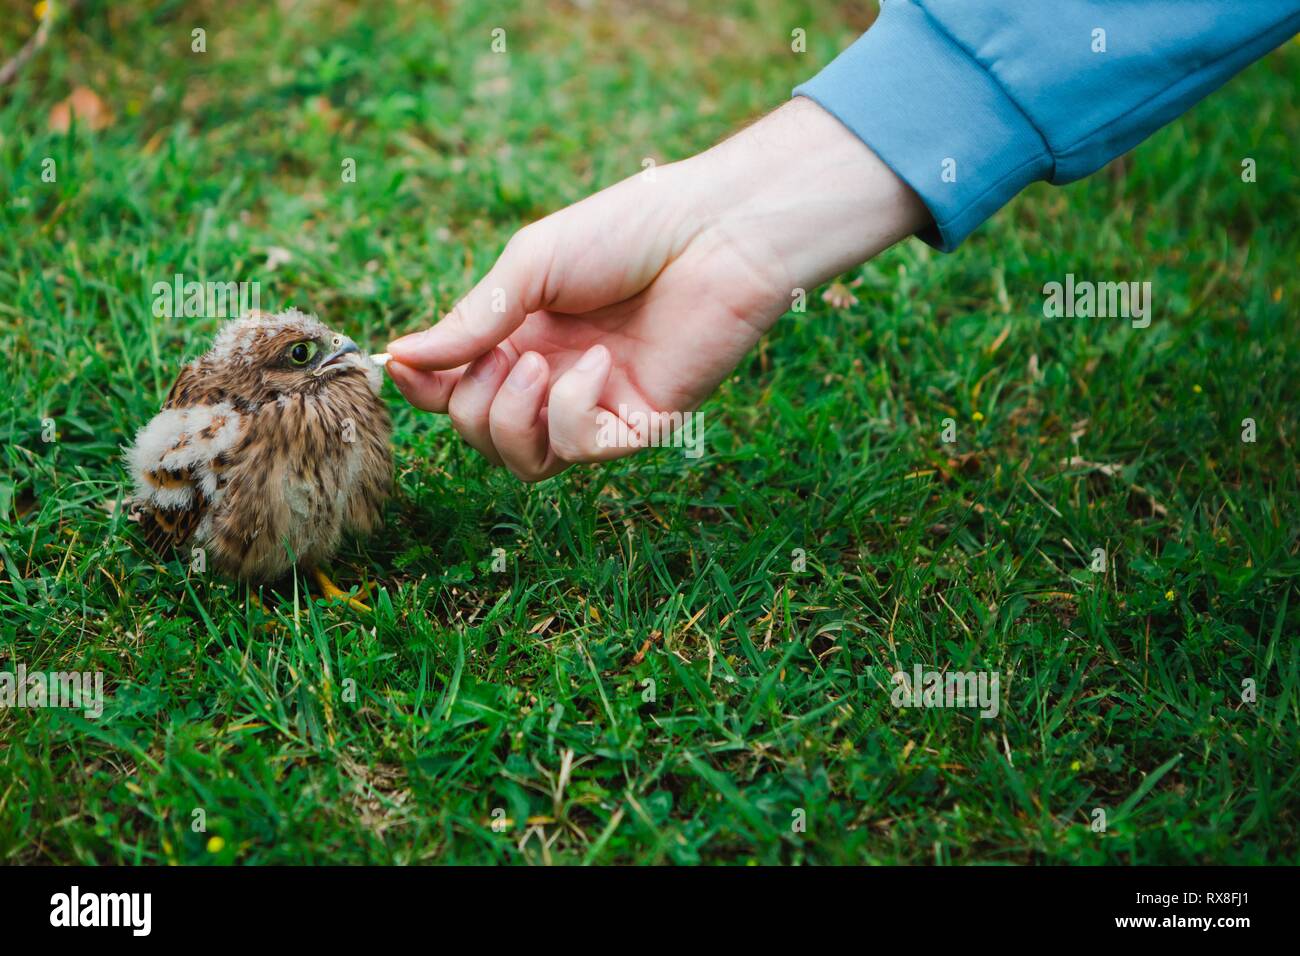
[794,0,1300,250]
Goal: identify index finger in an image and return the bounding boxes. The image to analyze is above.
[386,231,548,370]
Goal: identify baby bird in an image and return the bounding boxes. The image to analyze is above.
[127,309,391,601]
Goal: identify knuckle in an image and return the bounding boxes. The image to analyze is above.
[445,394,466,426]
[504,224,539,257]
[448,371,494,425]
[548,426,596,463]
[488,394,542,444]
[544,398,596,462]
[447,395,479,435]
[547,375,583,409]
[497,426,533,448]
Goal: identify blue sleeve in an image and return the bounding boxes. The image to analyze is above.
[794,0,1300,251]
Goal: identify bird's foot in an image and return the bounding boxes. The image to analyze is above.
[246,591,286,632]
[311,567,371,613]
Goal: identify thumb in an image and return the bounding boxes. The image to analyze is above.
[387,228,549,370]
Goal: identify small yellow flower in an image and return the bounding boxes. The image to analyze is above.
[1070,760,1082,771]
[1192,384,1202,394]
[1165,589,1175,601]
[206,836,225,854]
[34,1,50,20]
[972,411,985,422]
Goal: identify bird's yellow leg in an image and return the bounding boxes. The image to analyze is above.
[246,591,285,632]
[311,567,371,613]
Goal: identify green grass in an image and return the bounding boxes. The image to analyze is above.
[1,1,1298,865]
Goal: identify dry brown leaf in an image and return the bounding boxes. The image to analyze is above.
[309,95,343,132]
[985,322,1012,356]
[1057,456,1171,520]
[49,86,114,132]
[822,282,858,310]
[1058,455,1121,477]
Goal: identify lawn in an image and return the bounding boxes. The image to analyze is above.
[1,1,1297,865]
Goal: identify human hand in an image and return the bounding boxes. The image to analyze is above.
[385,97,929,480]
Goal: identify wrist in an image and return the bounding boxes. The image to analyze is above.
[685,97,930,298]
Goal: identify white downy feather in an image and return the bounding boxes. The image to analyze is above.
[127,402,243,509]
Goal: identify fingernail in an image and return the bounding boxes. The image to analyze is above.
[506,353,543,392]
[574,345,608,372]
[467,351,499,382]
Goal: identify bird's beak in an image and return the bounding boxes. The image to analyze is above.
[313,338,361,376]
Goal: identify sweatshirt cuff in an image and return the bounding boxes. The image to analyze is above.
[793,0,1053,251]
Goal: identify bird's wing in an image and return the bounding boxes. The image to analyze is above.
[127,375,246,555]
[162,362,209,411]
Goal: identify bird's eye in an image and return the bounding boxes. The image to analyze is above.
[287,341,319,366]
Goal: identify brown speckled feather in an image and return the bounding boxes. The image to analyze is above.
[127,309,392,581]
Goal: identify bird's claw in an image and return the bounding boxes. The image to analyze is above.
[246,592,286,632]
[311,568,372,613]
